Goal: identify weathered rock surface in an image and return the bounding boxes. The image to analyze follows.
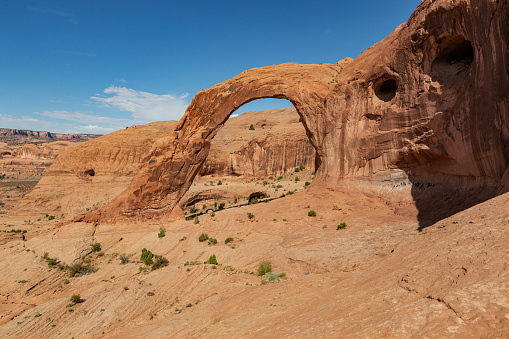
[92,0,509,224]
[10,109,314,218]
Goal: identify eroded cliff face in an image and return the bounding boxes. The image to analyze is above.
[90,0,508,223]
[10,109,315,218]
[200,107,314,178]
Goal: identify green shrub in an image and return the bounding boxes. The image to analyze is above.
[63,279,70,284]
[70,294,81,304]
[248,197,258,205]
[218,202,225,210]
[119,254,129,264]
[48,215,55,220]
[92,243,101,252]
[202,204,207,210]
[141,248,154,265]
[217,180,222,185]
[194,215,199,224]
[294,167,300,172]
[225,237,234,244]
[35,312,41,317]
[208,238,218,245]
[198,233,209,242]
[257,261,272,276]
[249,124,255,130]
[308,210,317,217]
[46,257,59,268]
[261,272,287,284]
[207,254,218,265]
[305,181,311,187]
[247,213,254,219]
[295,177,300,182]
[151,256,169,270]
[337,222,347,230]
[190,206,198,213]
[68,262,95,277]
[158,227,166,238]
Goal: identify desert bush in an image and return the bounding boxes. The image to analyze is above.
[70,294,81,304]
[190,206,198,213]
[295,177,300,182]
[249,124,255,130]
[217,180,222,185]
[225,237,234,244]
[247,212,255,219]
[294,167,300,172]
[194,215,199,224]
[248,197,258,205]
[305,181,311,187]
[261,272,287,284]
[158,227,166,238]
[206,254,218,265]
[68,262,95,277]
[257,261,272,276]
[218,202,225,210]
[119,254,129,264]
[199,233,209,242]
[337,222,347,230]
[208,238,217,245]
[141,248,154,265]
[151,255,169,270]
[308,210,317,217]
[92,243,101,252]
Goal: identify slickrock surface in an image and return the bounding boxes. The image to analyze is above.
[0,189,507,338]
[93,0,509,225]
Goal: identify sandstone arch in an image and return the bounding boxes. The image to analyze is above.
[88,0,509,226]
[94,63,341,220]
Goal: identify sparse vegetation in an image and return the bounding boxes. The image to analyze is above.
[158,227,166,238]
[247,212,255,219]
[67,262,95,277]
[305,181,311,187]
[257,261,272,276]
[119,254,130,264]
[92,242,101,252]
[308,210,317,217]
[70,294,81,304]
[337,222,347,230]
[261,272,287,284]
[295,167,300,172]
[199,233,209,242]
[141,248,154,265]
[194,215,199,224]
[217,180,222,185]
[295,177,300,182]
[249,124,255,130]
[225,237,234,244]
[206,254,218,265]
[151,255,169,270]
[208,238,218,245]
[190,206,198,213]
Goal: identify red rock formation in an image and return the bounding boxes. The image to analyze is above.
[91,0,508,223]
[10,109,314,218]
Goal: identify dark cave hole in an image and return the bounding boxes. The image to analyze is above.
[84,169,95,177]
[375,78,398,102]
[431,36,474,88]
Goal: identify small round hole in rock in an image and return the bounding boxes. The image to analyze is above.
[375,79,397,102]
[84,169,95,177]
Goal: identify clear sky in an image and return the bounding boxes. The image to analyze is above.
[0,0,421,135]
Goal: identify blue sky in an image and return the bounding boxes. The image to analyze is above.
[0,0,421,134]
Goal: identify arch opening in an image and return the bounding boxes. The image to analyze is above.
[180,98,317,215]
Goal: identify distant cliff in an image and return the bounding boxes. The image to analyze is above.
[0,128,100,145]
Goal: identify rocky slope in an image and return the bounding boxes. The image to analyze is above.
[0,188,507,338]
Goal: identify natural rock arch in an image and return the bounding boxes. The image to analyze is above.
[87,0,509,226]
[94,63,340,220]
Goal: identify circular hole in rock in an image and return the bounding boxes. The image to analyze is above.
[431,35,474,88]
[375,78,397,102]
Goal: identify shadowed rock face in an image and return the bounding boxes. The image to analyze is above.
[94,0,509,223]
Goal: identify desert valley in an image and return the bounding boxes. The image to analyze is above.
[0,0,508,338]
